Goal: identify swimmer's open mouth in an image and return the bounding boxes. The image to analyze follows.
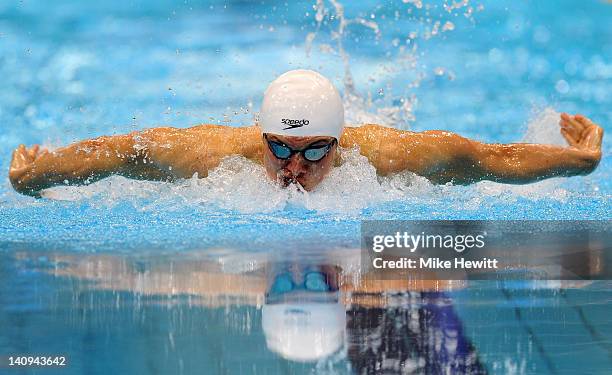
[281,176,301,186]
[279,174,305,188]
[281,176,295,186]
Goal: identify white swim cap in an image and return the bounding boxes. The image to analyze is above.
[260,69,345,140]
[261,302,346,362]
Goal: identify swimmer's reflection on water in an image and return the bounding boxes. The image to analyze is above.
[9,70,604,197]
[24,251,488,373]
[262,264,485,374]
[262,265,346,362]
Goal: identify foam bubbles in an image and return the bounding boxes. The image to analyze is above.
[521,107,566,145]
[475,179,570,204]
[299,148,402,212]
[42,156,291,213]
[555,80,570,94]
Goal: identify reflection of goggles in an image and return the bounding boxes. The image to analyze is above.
[269,271,331,295]
[264,134,336,162]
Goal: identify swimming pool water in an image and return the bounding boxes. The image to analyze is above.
[0,0,611,373]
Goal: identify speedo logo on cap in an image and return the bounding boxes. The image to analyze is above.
[281,118,309,130]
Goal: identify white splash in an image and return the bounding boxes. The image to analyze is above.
[298,148,404,212]
[308,0,420,129]
[307,0,475,130]
[521,107,567,146]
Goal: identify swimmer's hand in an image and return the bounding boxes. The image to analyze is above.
[560,113,604,159]
[9,144,49,196]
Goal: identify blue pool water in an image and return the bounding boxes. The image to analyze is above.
[0,0,611,373]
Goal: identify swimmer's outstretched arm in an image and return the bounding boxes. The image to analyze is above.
[344,113,603,184]
[8,132,159,197]
[8,124,263,196]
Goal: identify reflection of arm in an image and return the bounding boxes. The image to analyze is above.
[341,118,602,185]
[39,253,268,307]
[34,252,457,308]
[340,269,466,307]
[339,268,463,307]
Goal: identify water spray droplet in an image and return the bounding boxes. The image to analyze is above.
[555,80,570,94]
[442,21,455,32]
[402,0,423,9]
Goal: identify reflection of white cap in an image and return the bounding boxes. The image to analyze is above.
[262,302,346,362]
[260,70,345,140]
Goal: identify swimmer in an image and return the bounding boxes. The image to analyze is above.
[9,69,604,196]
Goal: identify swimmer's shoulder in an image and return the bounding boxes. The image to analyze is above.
[143,123,260,142]
[182,123,260,137]
[185,124,263,161]
[136,124,261,150]
[340,124,417,147]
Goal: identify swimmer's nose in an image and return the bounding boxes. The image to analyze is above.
[284,153,307,175]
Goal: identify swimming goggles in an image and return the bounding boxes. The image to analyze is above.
[269,271,331,295]
[264,134,336,162]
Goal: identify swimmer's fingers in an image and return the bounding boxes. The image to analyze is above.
[561,113,587,132]
[560,113,583,134]
[9,146,32,191]
[560,121,580,143]
[10,145,31,170]
[560,128,578,147]
[574,114,592,128]
[36,147,49,157]
[560,113,589,146]
[575,115,603,148]
[10,144,49,177]
[563,114,604,150]
[10,147,22,170]
[25,145,40,163]
[21,144,48,162]
[31,145,49,158]
[583,124,604,151]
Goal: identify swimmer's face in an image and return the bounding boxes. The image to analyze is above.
[262,133,337,191]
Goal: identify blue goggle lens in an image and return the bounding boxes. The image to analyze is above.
[269,142,292,159]
[303,146,330,161]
